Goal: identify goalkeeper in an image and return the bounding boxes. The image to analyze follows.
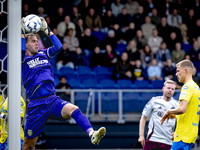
[0,96,26,150]
[21,17,106,150]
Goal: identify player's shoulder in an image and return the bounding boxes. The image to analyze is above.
[147,96,162,105]
[182,80,199,91]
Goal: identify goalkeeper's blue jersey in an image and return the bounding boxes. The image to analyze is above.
[21,34,62,99]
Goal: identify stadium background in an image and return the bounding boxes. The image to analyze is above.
[0,0,200,149]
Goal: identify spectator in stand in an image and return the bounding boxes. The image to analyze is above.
[125,22,136,42]
[156,41,171,68]
[76,18,86,39]
[174,0,188,17]
[101,44,118,68]
[166,31,182,52]
[167,8,182,28]
[22,4,31,17]
[117,7,133,33]
[72,47,85,68]
[133,29,147,51]
[132,5,145,29]
[124,0,139,17]
[185,54,191,60]
[51,7,65,27]
[113,52,132,80]
[131,59,145,81]
[157,17,172,43]
[111,0,124,17]
[190,0,200,15]
[96,0,111,17]
[112,24,127,45]
[192,67,200,86]
[193,52,200,78]
[85,8,102,31]
[71,6,82,25]
[140,0,156,16]
[90,46,103,68]
[101,10,117,33]
[189,18,200,41]
[141,16,156,40]
[63,28,79,52]
[78,0,94,18]
[45,16,54,30]
[140,44,154,69]
[163,59,175,81]
[32,0,49,15]
[179,24,190,44]
[56,76,72,102]
[148,28,163,56]
[57,15,76,37]
[124,40,140,66]
[99,30,117,50]
[158,0,175,17]
[147,59,163,81]
[187,40,200,62]
[171,42,185,64]
[37,7,48,18]
[52,28,63,43]
[150,8,161,26]
[80,28,98,57]
[56,42,74,70]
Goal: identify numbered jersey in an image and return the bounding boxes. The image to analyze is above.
[142,96,179,145]
[174,80,200,144]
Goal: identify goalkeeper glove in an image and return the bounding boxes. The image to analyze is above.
[40,17,51,36]
[21,17,25,35]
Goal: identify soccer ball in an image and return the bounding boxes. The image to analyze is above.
[23,14,42,33]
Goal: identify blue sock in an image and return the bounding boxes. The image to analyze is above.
[71,109,93,135]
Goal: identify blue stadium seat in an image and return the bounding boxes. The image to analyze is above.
[117,79,133,89]
[151,80,165,89]
[114,43,127,56]
[140,92,157,112]
[76,66,94,82]
[59,67,76,79]
[93,66,112,83]
[67,79,82,89]
[99,79,117,89]
[107,93,119,112]
[91,31,107,44]
[101,93,109,113]
[82,79,99,89]
[75,93,91,113]
[173,92,180,100]
[133,80,151,89]
[182,43,192,54]
[54,75,60,87]
[123,93,141,112]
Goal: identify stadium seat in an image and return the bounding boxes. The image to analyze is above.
[93,66,112,83]
[151,80,165,89]
[133,80,152,89]
[182,43,192,54]
[140,92,157,112]
[91,31,107,44]
[67,79,82,89]
[99,79,117,89]
[59,67,76,80]
[107,93,119,112]
[173,92,180,100]
[123,93,141,112]
[76,66,94,82]
[75,93,91,113]
[82,79,99,89]
[117,79,133,89]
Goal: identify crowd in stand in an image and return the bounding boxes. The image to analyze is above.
[1,0,200,90]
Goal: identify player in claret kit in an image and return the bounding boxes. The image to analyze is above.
[138,80,178,150]
[21,17,106,150]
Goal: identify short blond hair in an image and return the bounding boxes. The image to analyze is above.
[164,80,175,86]
[25,33,36,43]
[176,60,194,72]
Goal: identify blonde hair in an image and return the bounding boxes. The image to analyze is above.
[164,80,175,86]
[176,60,194,70]
[25,33,36,43]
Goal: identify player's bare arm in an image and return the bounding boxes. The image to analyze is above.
[160,100,188,125]
[138,115,147,147]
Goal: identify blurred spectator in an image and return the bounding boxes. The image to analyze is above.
[51,7,65,27]
[76,18,86,39]
[72,47,85,68]
[35,33,45,49]
[171,42,185,64]
[167,8,182,28]
[166,31,182,52]
[71,6,82,25]
[22,4,31,17]
[183,9,197,30]
[56,76,72,102]
[57,15,76,37]
[148,28,163,55]
[131,59,145,81]
[32,0,49,14]
[141,16,156,40]
[113,52,132,80]
[112,24,126,44]
[187,40,200,62]
[147,59,163,81]
[90,46,103,68]
[97,0,111,16]
[140,44,154,68]
[150,8,161,26]
[156,41,171,68]
[193,52,200,78]
[63,28,79,52]
[124,40,140,66]
[118,7,133,33]
[163,59,175,81]
[78,0,94,18]
[125,22,136,42]
[111,0,124,17]
[132,5,145,29]
[193,67,200,86]
[52,28,63,43]
[85,8,102,31]
[157,17,172,42]
[158,0,175,17]
[101,44,118,68]
[140,0,156,16]
[80,28,98,56]
[175,0,188,17]
[189,18,200,41]
[45,16,54,30]
[101,10,117,33]
[197,36,200,47]
[56,42,74,70]
[133,29,147,51]
[124,0,139,17]
[184,54,191,60]
[99,29,117,50]
[190,0,200,15]
[179,23,189,44]
[37,7,48,18]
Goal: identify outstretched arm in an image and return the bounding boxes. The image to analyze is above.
[138,115,147,147]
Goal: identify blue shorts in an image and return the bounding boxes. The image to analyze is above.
[171,140,194,150]
[24,94,69,138]
[0,139,24,150]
